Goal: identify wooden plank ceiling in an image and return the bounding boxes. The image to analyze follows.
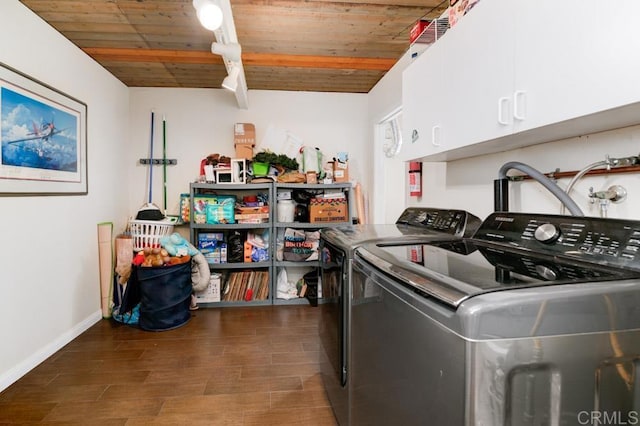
[19,0,448,93]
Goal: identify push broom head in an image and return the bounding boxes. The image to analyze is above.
[135,202,165,220]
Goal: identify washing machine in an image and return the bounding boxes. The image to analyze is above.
[319,207,482,425]
[351,212,640,425]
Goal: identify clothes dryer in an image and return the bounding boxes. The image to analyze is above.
[319,208,481,425]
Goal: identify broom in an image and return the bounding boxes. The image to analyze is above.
[136,110,165,220]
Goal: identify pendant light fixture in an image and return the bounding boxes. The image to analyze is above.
[193,0,248,108]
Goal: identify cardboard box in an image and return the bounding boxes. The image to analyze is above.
[203,245,227,264]
[198,232,224,250]
[198,233,227,263]
[236,205,269,215]
[306,171,317,184]
[244,241,252,262]
[235,143,254,160]
[234,123,255,160]
[195,273,221,303]
[234,123,255,144]
[309,198,348,223]
[449,0,480,28]
[409,19,431,43]
[332,161,349,183]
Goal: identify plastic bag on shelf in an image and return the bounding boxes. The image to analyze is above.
[228,231,245,263]
[283,228,320,262]
[276,268,298,300]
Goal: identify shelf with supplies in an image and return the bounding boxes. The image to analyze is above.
[273,182,353,227]
[207,261,271,269]
[272,182,353,306]
[189,182,275,307]
[187,181,353,308]
[273,222,349,229]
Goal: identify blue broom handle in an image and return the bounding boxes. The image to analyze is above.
[163,116,167,211]
[149,111,155,204]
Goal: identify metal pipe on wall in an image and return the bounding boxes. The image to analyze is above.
[494,178,509,212]
[512,163,640,182]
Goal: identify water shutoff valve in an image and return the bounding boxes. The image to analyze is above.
[588,185,627,203]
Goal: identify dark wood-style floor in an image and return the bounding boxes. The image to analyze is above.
[0,306,337,425]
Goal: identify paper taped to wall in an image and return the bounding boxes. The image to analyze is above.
[257,125,303,160]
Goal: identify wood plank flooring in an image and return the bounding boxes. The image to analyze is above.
[0,306,337,425]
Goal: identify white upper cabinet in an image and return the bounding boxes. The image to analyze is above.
[513,0,640,133]
[437,0,515,152]
[400,35,445,161]
[401,0,640,162]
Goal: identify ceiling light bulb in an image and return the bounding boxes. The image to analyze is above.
[211,42,242,63]
[193,0,223,31]
[222,66,241,92]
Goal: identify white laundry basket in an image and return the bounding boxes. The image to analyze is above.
[128,219,174,251]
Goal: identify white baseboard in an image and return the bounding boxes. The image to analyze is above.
[0,310,102,392]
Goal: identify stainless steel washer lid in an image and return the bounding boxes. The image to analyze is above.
[320,207,482,250]
[356,239,640,308]
[353,247,640,340]
[321,224,463,250]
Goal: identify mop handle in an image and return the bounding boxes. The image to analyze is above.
[149,111,155,204]
[162,115,167,211]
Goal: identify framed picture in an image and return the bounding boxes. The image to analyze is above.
[231,158,246,183]
[0,62,87,195]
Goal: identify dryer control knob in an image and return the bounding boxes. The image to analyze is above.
[535,264,559,280]
[534,223,561,244]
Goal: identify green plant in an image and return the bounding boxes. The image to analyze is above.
[252,150,299,171]
[252,150,278,164]
[275,154,299,171]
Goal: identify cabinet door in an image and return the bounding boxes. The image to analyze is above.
[400,40,445,161]
[439,0,516,153]
[401,0,516,161]
[513,0,640,133]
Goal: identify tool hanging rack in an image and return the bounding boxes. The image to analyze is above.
[139,159,177,165]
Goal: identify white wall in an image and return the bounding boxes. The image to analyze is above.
[367,52,413,224]
[128,88,368,218]
[417,126,640,221]
[0,1,130,391]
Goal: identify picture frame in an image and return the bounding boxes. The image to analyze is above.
[0,62,87,195]
[231,158,246,183]
[215,168,233,184]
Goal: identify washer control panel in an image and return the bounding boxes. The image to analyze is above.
[474,212,640,270]
[533,223,561,244]
[396,208,481,236]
